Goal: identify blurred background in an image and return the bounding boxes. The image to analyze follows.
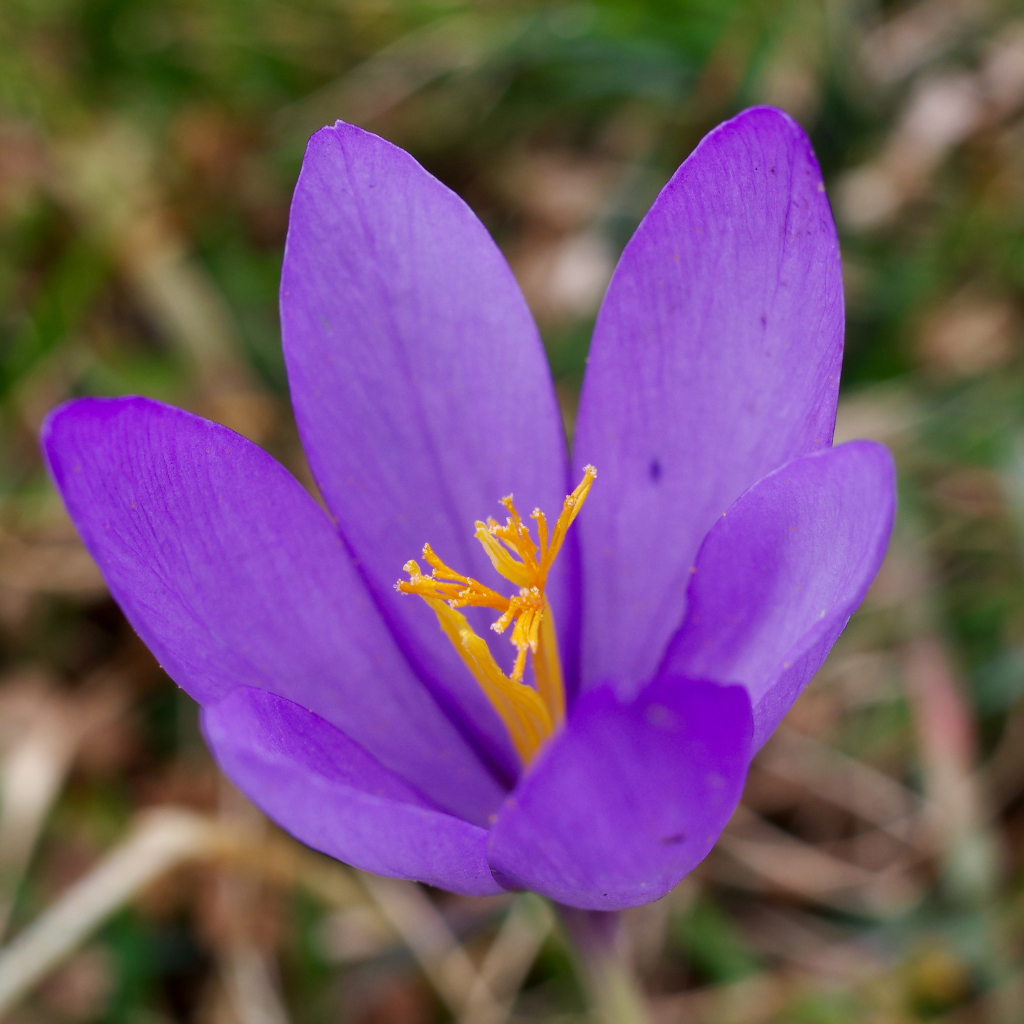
[3,0,1024,1021]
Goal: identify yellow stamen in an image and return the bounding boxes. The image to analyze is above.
[395,466,596,765]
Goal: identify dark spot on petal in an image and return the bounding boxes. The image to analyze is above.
[760,313,767,327]
[649,459,662,482]
[660,832,687,845]
[645,703,678,730]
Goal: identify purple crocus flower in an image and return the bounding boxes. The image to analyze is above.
[41,107,894,911]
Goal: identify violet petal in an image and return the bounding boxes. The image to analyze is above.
[203,687,502,896]
[662,441,895,750]
[281,123,573,774]
[573,107,844,687]
[41,397,505,824]
[486,676,752,910]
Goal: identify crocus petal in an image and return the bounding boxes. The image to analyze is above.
[281,123,571,775]
[661,441,895,750]
[203,687,502,897]
[41,397,505,824]
[486,677,752,910]
[573,106,844,687]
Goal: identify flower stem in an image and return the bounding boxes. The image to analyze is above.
[558,907,654,1024]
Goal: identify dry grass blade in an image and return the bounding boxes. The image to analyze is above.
[651,973,789,1024]
[0,808,218,1015]
[458,893,553,1024]
[220,944,292,1024]
[273,13,519,139]
[839,25,1024,230]
[860,0,993,87]
[212,784,292,1024]
[0,806,385,1017]
[0,673,128,938]
[358,873,501,1020]
[717,805,921,915]
[756,725,930,851]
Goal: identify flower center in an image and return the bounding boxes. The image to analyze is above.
[396,466,596,765]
